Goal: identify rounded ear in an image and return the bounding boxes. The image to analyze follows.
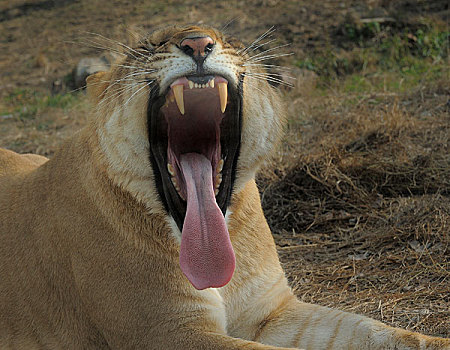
[86,71,110,104]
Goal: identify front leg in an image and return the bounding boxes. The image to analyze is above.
[255,296,449,349]
[224,180,449,350]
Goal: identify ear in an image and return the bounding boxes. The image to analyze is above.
[86,71,110,104]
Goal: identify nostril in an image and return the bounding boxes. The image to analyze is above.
[180,36,215,57]
[181,45,194,56]
[204,43,214,54]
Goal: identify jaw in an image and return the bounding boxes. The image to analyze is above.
[147,74,243,289]
[148,75,242,231]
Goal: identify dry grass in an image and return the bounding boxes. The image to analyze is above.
[258,76,450,337]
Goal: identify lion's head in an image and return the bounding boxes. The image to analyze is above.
[87,25,285,289]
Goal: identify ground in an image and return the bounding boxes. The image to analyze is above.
[0,0,449,338]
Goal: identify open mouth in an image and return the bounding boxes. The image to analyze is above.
[147,74,242,289]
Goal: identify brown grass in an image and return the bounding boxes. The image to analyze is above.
[258,77,450,337]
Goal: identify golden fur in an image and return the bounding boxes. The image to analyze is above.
[0,25,448,349]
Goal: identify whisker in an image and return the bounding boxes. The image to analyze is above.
[244,70,292,77]
[242,63,293,73]
[238,26,276,55]
[251,38,277,52]
[243,73,293,87]
[121,70,157,80]
[66,39,125,58]
[97,87,128,108]
[246,52,294,63]
[113,64,147,70]
[84,31,147,60]
[124,82,152,106]
[98,80,149,108]
[241,78,267,95]
[247,43,292,61]
[221,17,240,32]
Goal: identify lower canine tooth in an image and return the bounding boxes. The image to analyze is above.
[218,82,227,113]
[215,174,222,187]
[167,164,175,176]
[216,159,224,173]
[172,85,185,115]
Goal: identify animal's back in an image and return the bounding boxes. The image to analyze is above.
[0,148,48,178]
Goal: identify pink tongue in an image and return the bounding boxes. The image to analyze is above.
[179,153,235,290]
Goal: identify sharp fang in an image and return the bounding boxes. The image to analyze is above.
[218,82,227,113]
[188,81,194,89]
[215,188,219,196]
[210,79,215,88]
[172,85,184,115]
[167,163,175,176]
[216,159,224,173]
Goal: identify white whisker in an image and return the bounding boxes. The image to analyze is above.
[247,43,292,61]
[241,78,267,95]
[243,73,293,87]
[124,82,152,107]
[66,39,126,58]
[113,64,146,70]
[238,26,276,55]
[246,52,294,63]
[251,38,277,52]
[85,32,147,60]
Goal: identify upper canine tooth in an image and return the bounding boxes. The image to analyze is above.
[218,82,228,113]
[188,81,194,89]
[172,85,184,115]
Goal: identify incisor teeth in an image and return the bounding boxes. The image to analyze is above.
[209,79,215,88]
[188,81,194,89]
[172,85,184,115]
[167,163,175,176]
[218,82,227,113]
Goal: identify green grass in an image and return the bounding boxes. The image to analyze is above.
[2,89,81,121]
[294,22,449,94]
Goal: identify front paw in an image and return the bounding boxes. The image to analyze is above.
[395,330,450,350]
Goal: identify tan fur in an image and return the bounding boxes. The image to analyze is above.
[0,25,448,349]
